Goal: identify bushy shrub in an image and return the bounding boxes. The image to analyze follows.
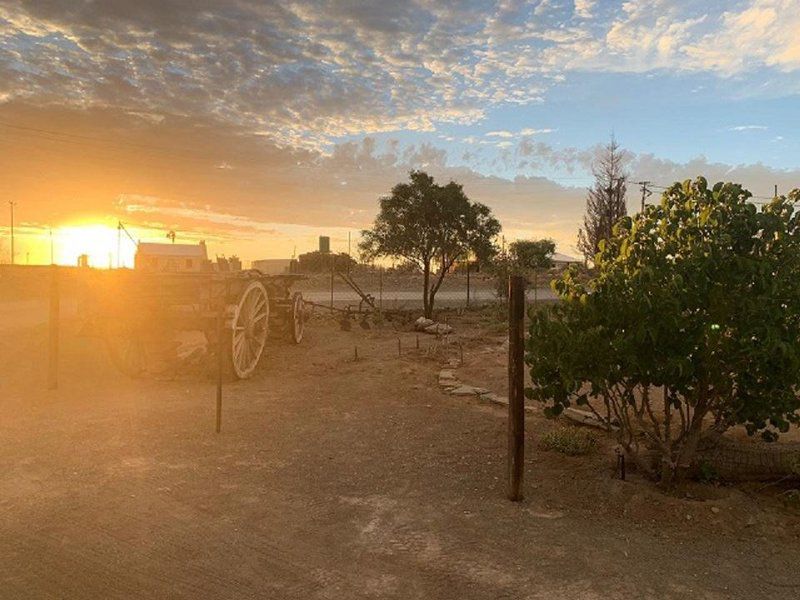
[527,178,800,487]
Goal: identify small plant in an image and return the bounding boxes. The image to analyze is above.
[697,461,720,484]
[539,427,598,456]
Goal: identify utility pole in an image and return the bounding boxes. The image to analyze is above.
[775,184,779,199]
[9,200,16,265]
[637,181,652,213]
[49,228,54,264]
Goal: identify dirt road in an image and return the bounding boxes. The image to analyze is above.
[0,306,798,599]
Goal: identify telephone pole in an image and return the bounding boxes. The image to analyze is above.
[636,181,652,213]
[9,200,16,265]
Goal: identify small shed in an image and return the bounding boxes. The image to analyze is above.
[134,241,209,272]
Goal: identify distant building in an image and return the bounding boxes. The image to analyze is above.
[251,258,295,275]
[319,236,330,253]
[551,252,581,265]
[134,241,209,272]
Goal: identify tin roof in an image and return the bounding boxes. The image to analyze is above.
[137,242,207,258]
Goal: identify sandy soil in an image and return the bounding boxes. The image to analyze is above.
[1,301,799,599]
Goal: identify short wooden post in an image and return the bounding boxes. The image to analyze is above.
[416,335,420,349]
[47,265,60,390]
[507,275,526,501]
[215,284,226,433]
[378,267,383,314]
[466,260,470,307]
[330,256,335,309]
[397,337,401,357]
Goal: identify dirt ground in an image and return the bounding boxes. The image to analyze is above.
[1,299,799,599]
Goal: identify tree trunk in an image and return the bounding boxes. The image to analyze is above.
[423,262,432,319]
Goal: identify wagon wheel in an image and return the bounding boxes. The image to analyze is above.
[288,292,305,344]
[226,280,270,379]
[104,321,146,377]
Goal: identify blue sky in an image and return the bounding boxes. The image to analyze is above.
[1,0,800,260]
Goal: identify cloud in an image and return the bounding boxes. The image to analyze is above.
[574,0,596,19]
[727,125,768,131]
[1,0,798,150]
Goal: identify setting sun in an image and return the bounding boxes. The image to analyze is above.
[54,223,129,268]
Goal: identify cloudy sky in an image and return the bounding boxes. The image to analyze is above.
[1,0,799,265]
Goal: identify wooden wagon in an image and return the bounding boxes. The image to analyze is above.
[81,269,306,379]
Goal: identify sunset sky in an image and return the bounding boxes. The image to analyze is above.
[1,0,799,266]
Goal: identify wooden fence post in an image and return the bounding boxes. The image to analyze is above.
[507,275,526,501]
[216,283,227,433]
[378,267,383,315]
[466,260,471,308]
[47,265,60,390]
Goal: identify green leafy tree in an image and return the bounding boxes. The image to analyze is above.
[297,250,356,273]
[528,178,800,487]
[491,239,555,298]
[360,171,501,318]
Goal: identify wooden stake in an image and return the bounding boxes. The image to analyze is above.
[330,256,335,309]
[215,284,226,433]
[379,267,383,315]
[466,260,470,307]
[397,337,401,357]
[47,265,60,390]
[507,275,526,501]
[354,346,359,361]
[416,334,420,349]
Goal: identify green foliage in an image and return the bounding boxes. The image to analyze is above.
[697,462,720,484]
[539,427,598,456]
[360,170,501,318]
[297,251,356,273]
[527,177,800,486]
[490,238,555,297]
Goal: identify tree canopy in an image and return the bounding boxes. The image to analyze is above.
[360,170,501,318]
[490,238,555,298]
[528,178,800,486]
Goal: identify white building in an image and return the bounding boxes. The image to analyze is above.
[551,252,581,265]
[251,258,293,275]
[134,241,209,272]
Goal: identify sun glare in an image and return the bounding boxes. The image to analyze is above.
[54,223,136,268]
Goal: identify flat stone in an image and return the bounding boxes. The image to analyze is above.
[450,385,480,396]
[415,317,435,330]
[481,393,509,406]
[439,369,455,379]
[425,323,453,335]
[563,407,619,431]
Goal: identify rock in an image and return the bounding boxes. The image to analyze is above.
[711,507,720,514]
[424,323,453,335]
[450,385,480,396]
[439,369,455,380]
[472,387,489,395]
[562,407,619,431]
[414,317,435,330]
[481,393,509,406]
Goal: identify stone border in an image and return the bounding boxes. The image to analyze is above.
[438,367,537,412]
